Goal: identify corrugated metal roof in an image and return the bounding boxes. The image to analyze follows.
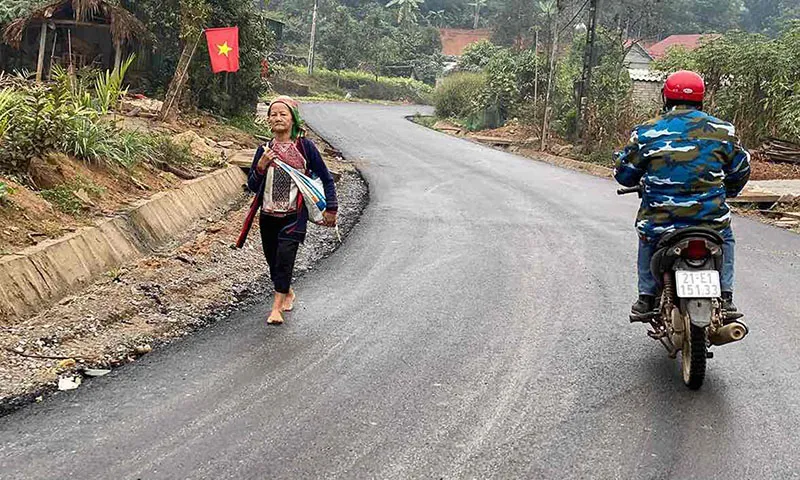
[628,69,665,82]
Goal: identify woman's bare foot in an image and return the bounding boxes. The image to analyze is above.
[283,289,296,312]
[268,292,287,324]
[267,309,284,325]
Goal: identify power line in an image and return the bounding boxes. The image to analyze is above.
[558,0,591,35]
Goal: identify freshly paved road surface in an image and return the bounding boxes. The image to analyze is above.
[2,104,799,479]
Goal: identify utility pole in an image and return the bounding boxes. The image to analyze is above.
[307,0,319,75]
[575,0,599,141]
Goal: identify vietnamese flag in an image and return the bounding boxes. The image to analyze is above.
[205,27,240,73]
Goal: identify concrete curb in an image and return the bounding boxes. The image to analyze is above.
[516,148,614,178]
[0,166,247,323]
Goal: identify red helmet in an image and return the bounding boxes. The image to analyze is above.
[662,70,705,103]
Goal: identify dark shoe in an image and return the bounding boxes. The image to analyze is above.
[721,291,737,312]
[630,294,656,322]
[632,294,656,315]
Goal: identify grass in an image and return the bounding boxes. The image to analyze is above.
[410,114,438,129]
[40,176,105,215]
[577,147,615,167]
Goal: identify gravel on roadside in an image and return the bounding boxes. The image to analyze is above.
[0,133,368,415]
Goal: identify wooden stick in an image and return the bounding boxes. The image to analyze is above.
[161,30,203,121]
[5,347,91,361]
[36,22,47,82]
[48,30,58,81]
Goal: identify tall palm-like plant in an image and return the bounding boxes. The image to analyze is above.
[469,0,487,29]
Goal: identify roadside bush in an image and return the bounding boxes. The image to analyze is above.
[458,41,505,72]
[277,66,432,103]
[145,135,195,166]
[0,64,161,175]
[433,72,486,119]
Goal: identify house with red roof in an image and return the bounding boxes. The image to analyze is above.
[624,34,721,70]
[624,34,720,108]
[647,34,721,59]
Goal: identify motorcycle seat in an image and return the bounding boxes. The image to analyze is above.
[656,227,723,249]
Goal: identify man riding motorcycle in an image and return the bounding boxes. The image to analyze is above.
[614,70,751,320]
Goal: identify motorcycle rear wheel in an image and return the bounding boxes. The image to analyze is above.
[681,324,706,390]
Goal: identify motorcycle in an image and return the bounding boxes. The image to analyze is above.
[618,185,749,390]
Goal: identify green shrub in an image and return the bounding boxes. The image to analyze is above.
[411,114,437,129]
[0,63,154,173]
[276,66,432,103]
[433,72,486,119]
[458,40,505,72]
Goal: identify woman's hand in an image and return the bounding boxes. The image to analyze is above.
[322,210,337,227]
[257,148,279,173]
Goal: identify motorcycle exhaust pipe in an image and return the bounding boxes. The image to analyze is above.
[709,322,748,346]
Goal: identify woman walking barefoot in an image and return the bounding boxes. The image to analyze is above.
[247,96,338,324]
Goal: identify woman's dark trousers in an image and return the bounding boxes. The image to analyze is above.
[259,213,300,294]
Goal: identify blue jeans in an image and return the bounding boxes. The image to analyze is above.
[638,227,735,296]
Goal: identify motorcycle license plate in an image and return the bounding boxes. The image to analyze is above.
[676,270,721,298]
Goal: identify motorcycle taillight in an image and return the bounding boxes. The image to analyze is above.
[685,240,709,260]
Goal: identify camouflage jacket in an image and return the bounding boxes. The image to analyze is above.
[614,108,751,242]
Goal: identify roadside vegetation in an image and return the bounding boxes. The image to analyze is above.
[428,20,800,169]
[653,21,800,147]
[269,65,433,104]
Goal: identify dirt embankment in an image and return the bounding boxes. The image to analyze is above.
[0,130,368,414]
[0,112,261,254]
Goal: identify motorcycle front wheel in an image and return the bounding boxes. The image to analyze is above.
[681,324,707,390]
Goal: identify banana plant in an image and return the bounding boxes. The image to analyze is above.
[385,0,424,26]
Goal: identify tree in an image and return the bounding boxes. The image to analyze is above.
[490,0,539,47]
[385,0,425,26]
[189,0,275,114]
[127,0,274,117]
[425,9,446,27]
[318,6,362,70]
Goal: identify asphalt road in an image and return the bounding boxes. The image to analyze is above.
[1,103,799,479]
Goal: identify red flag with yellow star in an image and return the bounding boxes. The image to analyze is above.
[205,27,239,73]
